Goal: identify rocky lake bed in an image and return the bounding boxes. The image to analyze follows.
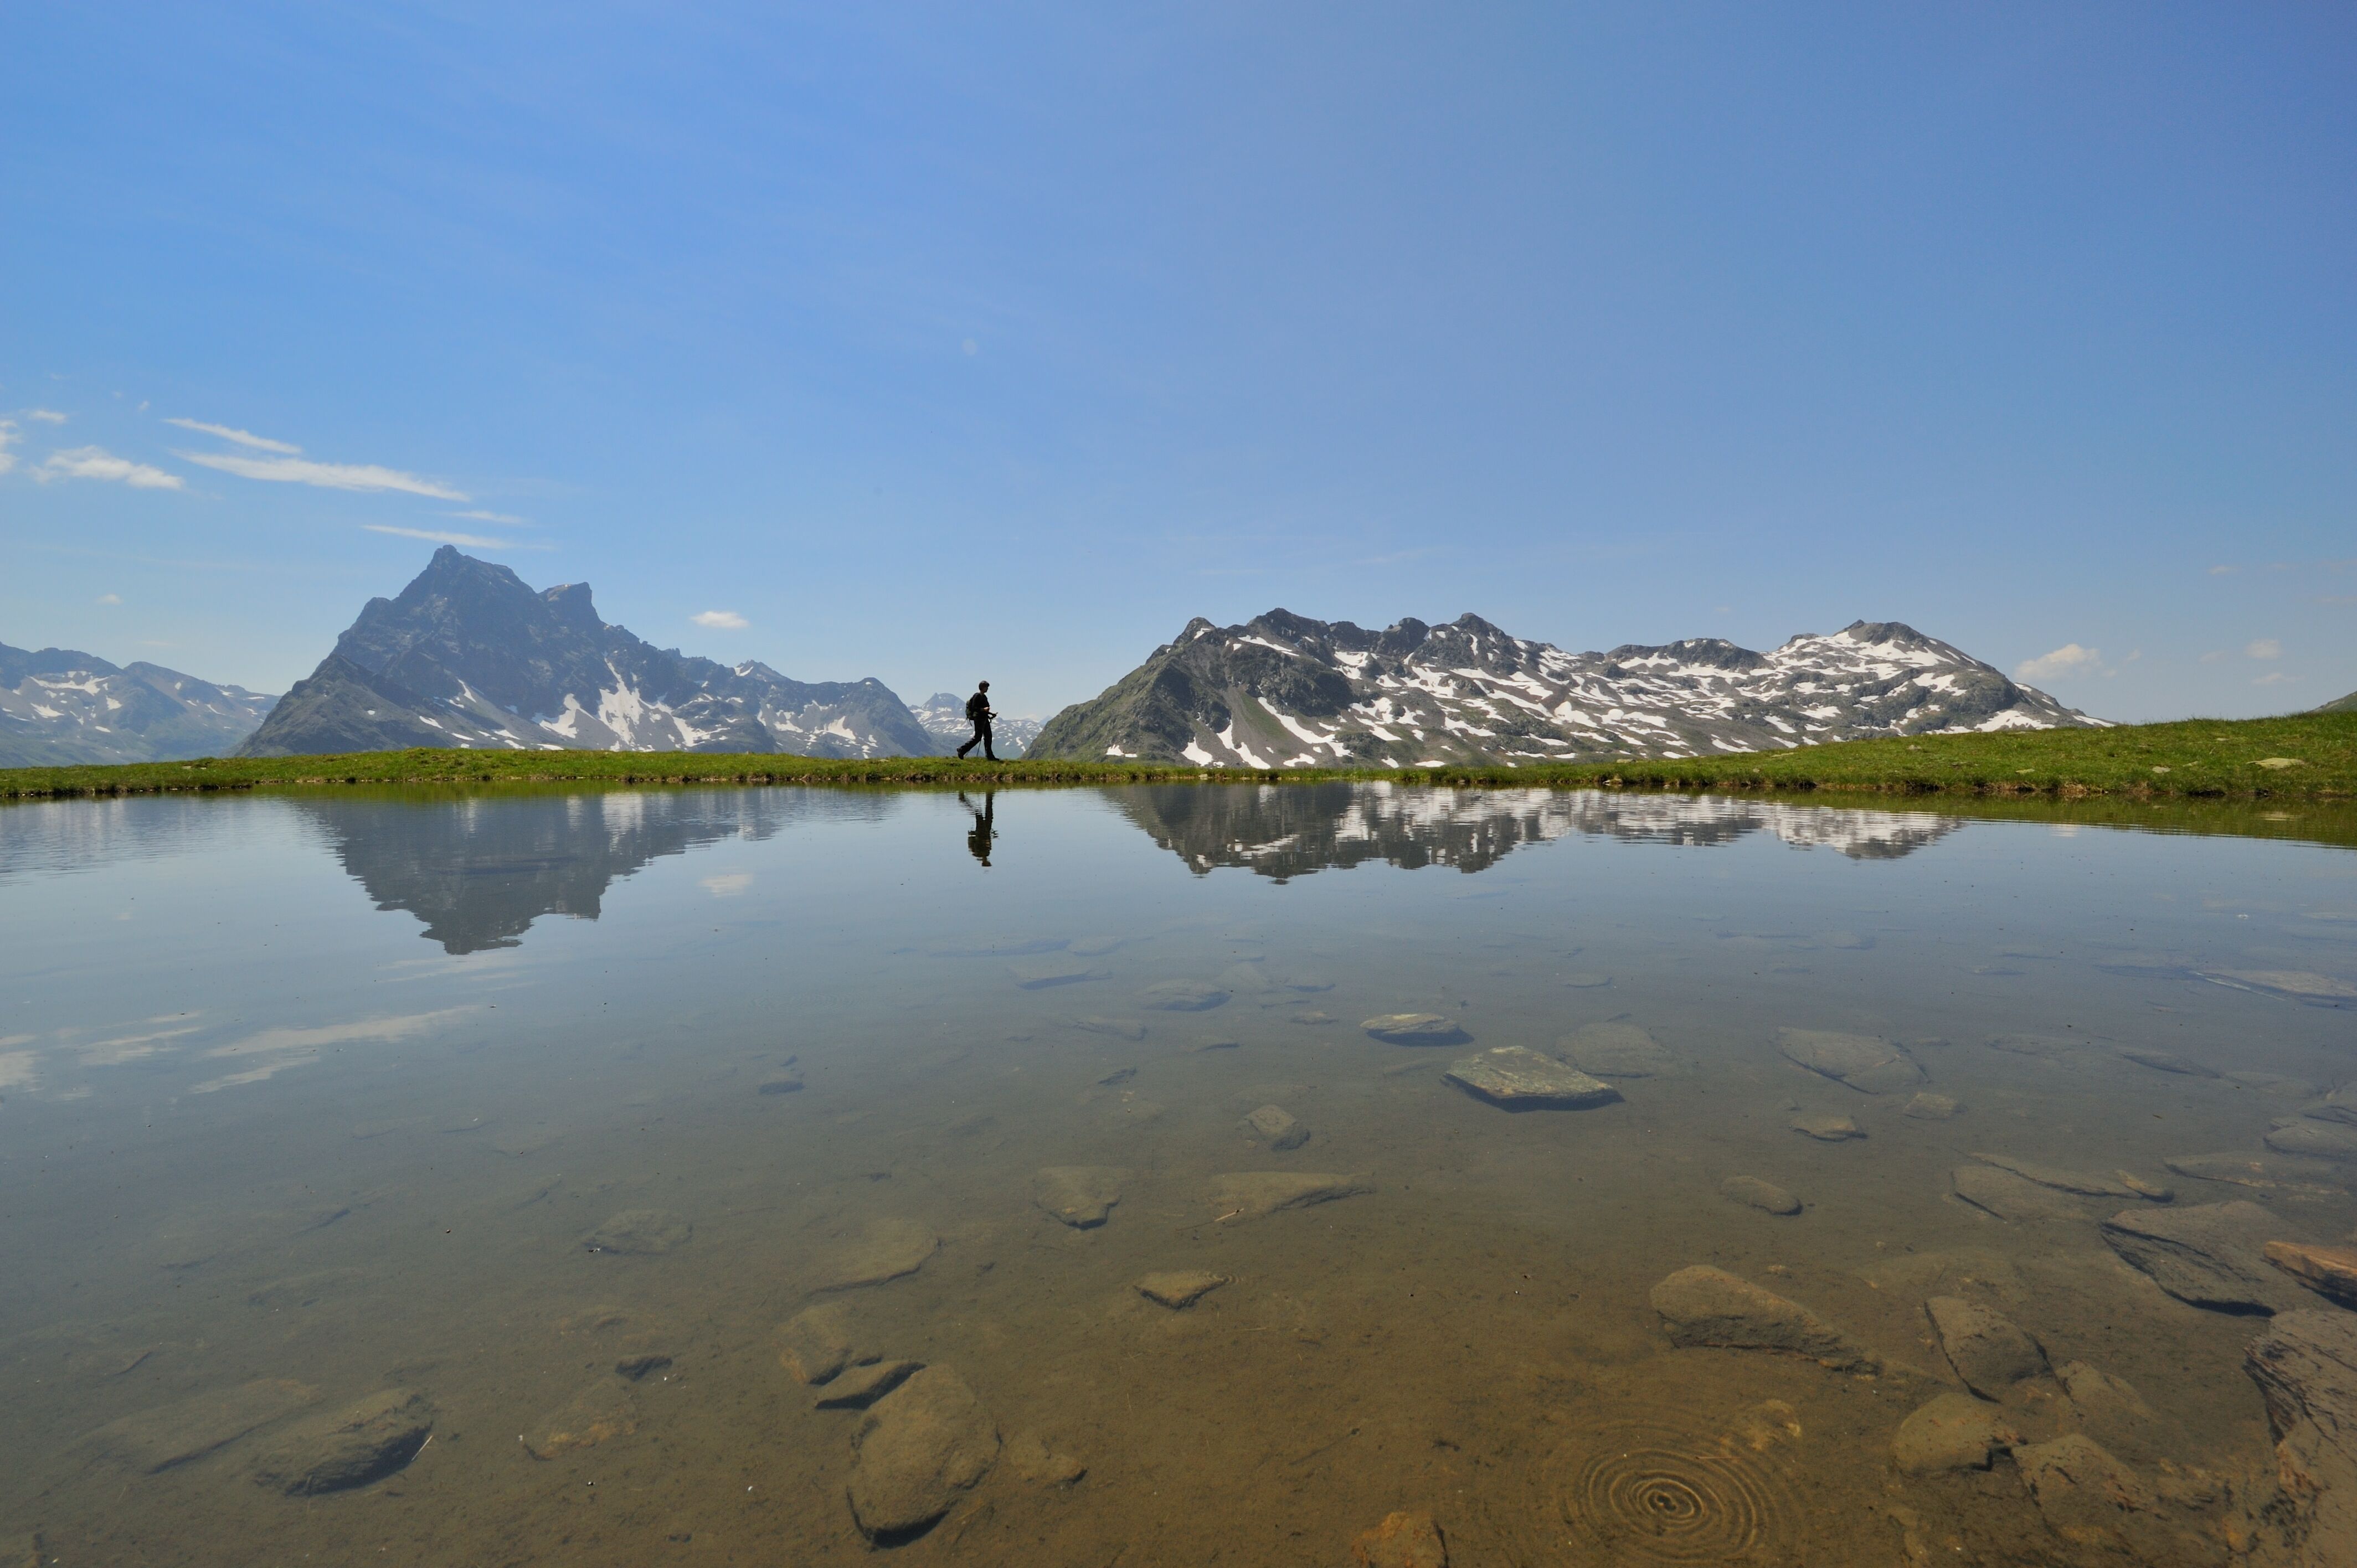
[2,783,2354,1565]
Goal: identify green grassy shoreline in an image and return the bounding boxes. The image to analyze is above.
[4,710,2351,804]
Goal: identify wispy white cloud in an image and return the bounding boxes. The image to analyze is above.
[96,592,122,605]
[28,409,66,424]
[2199,649,2226,663]
[36,446,184,489]
[2015,643,2101,682]
[163,417,300,453]
[692,610,748,630]
[364,524,508,549]
[0,419,18,476]
[2245,638,2283,660]
[178,450,466,500]
[2253,671,2297,688]
[2206,564,2237,576]
[446,508,527,525]
[189,1008,472,1094]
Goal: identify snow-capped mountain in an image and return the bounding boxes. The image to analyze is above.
[1116,782,1964,879]
[1031,610,2101,767]
[0,642,276,766]
[240,548,936,758]
[909,692,1042,758]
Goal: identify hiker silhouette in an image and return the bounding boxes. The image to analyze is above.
[962,791,996,867]
[955,680,996,760]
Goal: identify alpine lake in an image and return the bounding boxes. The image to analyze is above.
[3,782,2355,1568]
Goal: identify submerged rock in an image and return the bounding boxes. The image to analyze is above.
[1244,1105,1308,1151]
[2267,1119,2357,1162]
[2197,968,2357,1005]
[2056,1361,2186,1466]
[2101,1201,2309,1313]
[1984,1033,2079,1059]
[1351,1510,1449,1567]
[2243,1310,2357,1568]
[845,1367,999,1543]
[1648,1264,1877,1370]
[1290,1009,1338,1027]
[1891,1392,2020,1476]
[2299,1084,2357,1126]
[1901,1092,1962,1120]
[778,1304,858,1385]
[1720,1175,1802,1215]
[94,1379,317,1473]
[814,1219,939,1292]
[1560,1021,1681,1078]
[1444,1047,1622,1110]
[1971,1152,2168,1201]
[1775,1028,1925,1094]
[1140,979,1228,1012]
[1009,956,1102,989]
[1033,1167,1127,1229]
[1069,1015,1147,1040]
[583,1208,692,1255]
[1208,1172,1367,1220]
[1136,1271,1228,1309]
[816,1359,923,1411]
[1362,1013,1470,1046]
[1924,1296,2049,1399]
[2166,1152,2346,1195]
[523,1380,636,1459]
[1790,1113,1864,1142]
[1952,1164,2087,1224]
[2119,1046,2220,1078]
[2265,1241,2357,1307]
[249,1390,433,1495]
[2013,1435,2165,1549]
[1005,1431,1087,1486]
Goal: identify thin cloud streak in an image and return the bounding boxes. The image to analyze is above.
[691,610,748,629]
[179,450,466,500]
[2015,643,2101,682]
[363,524,539,549]
[36,446,184,489]
[28,409,66,424]
[164,417,301,453]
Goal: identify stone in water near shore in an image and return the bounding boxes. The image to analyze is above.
[814,1219,940,1292]
[1952,1164,2087,1224]
[249,1389,433,1495]
[522,1380,636,1459]
[1925,1296,2049,1400]
[845,1367,999,1543]
[94,1379,318,1474]
[1033,1167,1126,1229]
[1891,1392,2020,1476]
[1208,1172,1367,1220]
[1776,1028,1925,1094]
[1137,1271,1228,1309]
[1244,1105,1308,1150]
[778,1304,859,1385]
[1351,1509,1449,1567]
[1901,1092,1961,1120]
[1009,956,1100,989]
[2264,1240,2357,1306]
[583,1209,692,1255]
[1971,1152,2168,1201]
[816,1359,923,1411]
[2100,1201,2310,1314]
[1444,1047,1622,1110]
[1720,1175,1802,1215]
[1790,1113,1863,1141]
[1648,1264,1877,1371]
[1140,979,1228,1011]
[1362,1013,1470,1045]
[1560,1021,1680,1078]
[2243,1309,2357,1568]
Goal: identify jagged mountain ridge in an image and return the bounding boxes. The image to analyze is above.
[1032,610,2101,767]
[240,548,936,758]
[0,642,276,766]
[909,692,1043,758]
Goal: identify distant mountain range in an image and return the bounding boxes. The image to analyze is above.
[1031,610,2101,766]
[241,548,941,758]
[909,692,1042,759]
[0,642,276,766]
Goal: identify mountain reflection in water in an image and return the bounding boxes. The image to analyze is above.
[1115,783,1964,880]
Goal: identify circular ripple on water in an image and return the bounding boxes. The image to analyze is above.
[1557,1420,1789,1565]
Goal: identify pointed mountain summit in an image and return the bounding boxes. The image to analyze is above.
[1030,610,2101,766]
[240,548,934,757]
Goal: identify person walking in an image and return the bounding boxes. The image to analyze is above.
[955,681,997,761]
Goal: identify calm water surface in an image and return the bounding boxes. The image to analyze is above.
[2,785,2353,1566]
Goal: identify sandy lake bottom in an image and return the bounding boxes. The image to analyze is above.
[2,783,2354,1566]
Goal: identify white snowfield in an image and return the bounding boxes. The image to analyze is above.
[1046,612,2103,769]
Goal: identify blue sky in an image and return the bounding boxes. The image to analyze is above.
[3,4,2352,720]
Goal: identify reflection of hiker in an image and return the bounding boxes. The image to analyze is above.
[962,791,996,867]
[955,681,997,761]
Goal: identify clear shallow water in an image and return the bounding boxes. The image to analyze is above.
[1,784,2353,1566]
